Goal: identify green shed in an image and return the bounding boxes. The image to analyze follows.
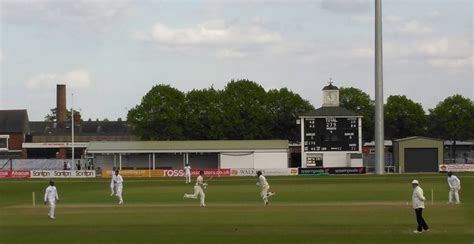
[393,136,443,173]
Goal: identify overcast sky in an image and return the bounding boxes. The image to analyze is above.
[1,0,472,121]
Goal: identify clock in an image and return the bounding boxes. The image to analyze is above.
[323,90,339,106]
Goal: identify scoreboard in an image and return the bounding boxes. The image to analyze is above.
[304,117,359,152]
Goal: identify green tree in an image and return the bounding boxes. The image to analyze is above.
[339,87,375,142]
[220,79,270,139]
[384,95,427,139]
[127,80,316,141]
[127,84,186,140]
[428,95,474,162]
[267,88,314,141]
[184,87,225,140]
[44,108,79,122]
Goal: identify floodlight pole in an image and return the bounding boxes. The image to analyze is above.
[71,92,75,169]
[374,0,385,175]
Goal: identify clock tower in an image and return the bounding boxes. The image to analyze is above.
[322,81,339,107]
[298,80,363,172]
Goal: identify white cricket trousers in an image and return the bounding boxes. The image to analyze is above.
[184,186,205,206]
[449,188,460,203]
[48,199,56,218]
[260,185,270,201]
[116,185,123,203]
[110,182,115,195]
[185,173,191,184]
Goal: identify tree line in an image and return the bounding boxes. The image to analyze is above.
[127,79,474,143]
[127,79,314,141]
[339,87,474,143]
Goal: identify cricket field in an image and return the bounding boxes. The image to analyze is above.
[1,174,473,243]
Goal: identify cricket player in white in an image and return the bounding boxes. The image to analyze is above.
[447,172,461,204]
[184,163,191,184]
[44,180,59,219]
[412,180,429,233]
[256,171,276,205]
[110,167,117,196]
[114,170,124,204]
[183,170,206,206]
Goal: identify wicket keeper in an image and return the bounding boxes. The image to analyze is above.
[447,172,461,204]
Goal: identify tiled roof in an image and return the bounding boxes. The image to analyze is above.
[0,110,29,133]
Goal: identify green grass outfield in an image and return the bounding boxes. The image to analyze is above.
[1,173,473,244]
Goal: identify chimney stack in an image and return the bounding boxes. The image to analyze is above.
[56,84,67,122]
[73,112,81,125]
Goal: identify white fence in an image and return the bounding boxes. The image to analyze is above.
[1,159,69,170]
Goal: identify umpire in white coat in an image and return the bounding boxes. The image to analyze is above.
[412,180,429,233]
[44,180,59,219]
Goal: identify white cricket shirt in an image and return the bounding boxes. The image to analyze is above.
[184,166,191,174]
[259,175,269,188]
[196,175,203,186]
[448,175,461,189]
[44,186,59,202]
[115,175,124,186]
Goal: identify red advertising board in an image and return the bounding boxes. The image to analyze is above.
[439,164,474,172]
[192,168,230,177]
[163,168,231,177]
[0,170,31,178]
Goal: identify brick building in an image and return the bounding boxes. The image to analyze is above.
[1,85,135,161]
[0,109,30,159]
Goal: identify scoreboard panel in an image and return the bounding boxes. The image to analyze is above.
[304,117,359,152]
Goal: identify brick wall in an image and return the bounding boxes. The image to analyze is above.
[8,133,24,150]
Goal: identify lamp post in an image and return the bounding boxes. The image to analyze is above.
[71,92,75,169]
[374,0,385,175]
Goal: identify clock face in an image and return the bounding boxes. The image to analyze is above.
[325,91,338,104]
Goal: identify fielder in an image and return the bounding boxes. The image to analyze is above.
[256,171,276,205]
[184,163,191,184]
[412,179,429,233]
[447,171,461,204]
[183,170,206,207]
[114,170,124,204]
[44,180,59,219]
[110,167,117,196]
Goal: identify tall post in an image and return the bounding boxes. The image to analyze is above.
[71,92,75,169]
[375,0,385,175]
[119,153,122,170]
[148,154,151,177]
[300,118,305,168]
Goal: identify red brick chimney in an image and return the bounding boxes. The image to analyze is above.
[57,84,67,122]
[74,112,81,125]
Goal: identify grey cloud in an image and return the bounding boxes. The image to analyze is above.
[1,0,134,26]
